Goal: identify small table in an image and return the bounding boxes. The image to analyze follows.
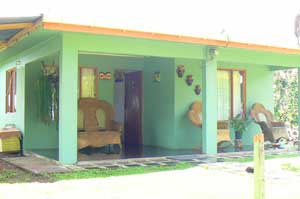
[0,128,22,155]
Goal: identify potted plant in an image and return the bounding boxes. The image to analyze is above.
[230,112,252,148]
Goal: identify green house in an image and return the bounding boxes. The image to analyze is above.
[0,15,299,164]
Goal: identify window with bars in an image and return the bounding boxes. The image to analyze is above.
[6,68,16,113]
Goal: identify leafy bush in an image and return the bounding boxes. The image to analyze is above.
[273,69,298,126]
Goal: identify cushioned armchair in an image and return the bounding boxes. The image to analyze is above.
[250,103,289,143]
[77,98,122,150]
[188,101,231,144]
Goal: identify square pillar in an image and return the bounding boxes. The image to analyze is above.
[202,48,218,154]
[59,46,78,164]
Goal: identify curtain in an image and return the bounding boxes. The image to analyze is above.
[81,68,96,98]
[233,71,243,117]
[217,71,231,120]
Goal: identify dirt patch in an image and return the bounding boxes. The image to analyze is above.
[0,159,52,183]
[0,159,17,170]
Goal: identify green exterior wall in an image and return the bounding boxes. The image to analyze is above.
[0,31,61,152]
[143,57,176,148]
[24,58,59,150]
[174,58,203,149]
[79,55,177,149]
[78,54,144,104]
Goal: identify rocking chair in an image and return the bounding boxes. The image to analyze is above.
[250,103,289,143]
[188,101,232,145]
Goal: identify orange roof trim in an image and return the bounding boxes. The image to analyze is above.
[44,22,300,55]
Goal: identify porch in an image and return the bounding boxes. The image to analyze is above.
[0,24,300,164]
[22,33,300,164]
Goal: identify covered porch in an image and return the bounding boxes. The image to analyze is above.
[22,30,300,164]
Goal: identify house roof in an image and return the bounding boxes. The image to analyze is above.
[1,1,300,52]
[44,21,300,55]
[0,15,42,51]
[1,7,300,55]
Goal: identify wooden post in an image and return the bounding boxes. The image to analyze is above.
[254,133,265,199]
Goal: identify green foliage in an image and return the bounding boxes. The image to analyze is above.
[230,114,252,134]
[221,153,300,163]
[0,169,42,183]
[282,163,300,172]
[36,64,59,125]
[0,162,194,183]
[274,69,298,126]
[47,162,193,181]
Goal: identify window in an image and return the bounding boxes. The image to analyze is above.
[79,67,98,98]
[217,68,246,120]
[6,68,16,113]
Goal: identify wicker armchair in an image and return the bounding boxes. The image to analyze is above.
[250,103,289,143]
[77,98,122,150]
[188,101,231,144]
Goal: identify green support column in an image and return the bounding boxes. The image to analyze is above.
[59,41,78,164]
[202,47,218,154]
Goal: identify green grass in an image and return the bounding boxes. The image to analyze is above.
[282,163,300,172]
[221,153,300,163]
[0,162,194,183]
[46,162,194,181]
[0,169,40,183]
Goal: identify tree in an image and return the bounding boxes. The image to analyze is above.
[273,69,298,127]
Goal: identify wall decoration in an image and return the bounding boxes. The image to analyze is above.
[176,65,185,78]
[105,72,112,80]
[186,75,193,86]
[99,72,112,80]
[153,71,160,82]
[99,72,105,80]
[114,70,124,82]
[194,85,201,95]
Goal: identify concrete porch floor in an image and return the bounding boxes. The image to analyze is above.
[0,149,299,174]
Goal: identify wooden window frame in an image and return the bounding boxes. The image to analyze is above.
[6,67,17,113]
[79,66,98,98]
[218,68,247,119]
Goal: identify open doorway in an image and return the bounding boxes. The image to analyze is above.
[114,70,143,157]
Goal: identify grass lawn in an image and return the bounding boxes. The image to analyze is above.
[1,152,299,183]
[282,163,300,172]
[0,160,194,183]
[220,153,300,163]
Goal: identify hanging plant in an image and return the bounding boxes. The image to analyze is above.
[36,61,59,125]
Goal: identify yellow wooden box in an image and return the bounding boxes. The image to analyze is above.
[0,128,21,153]
[0,137,20,152]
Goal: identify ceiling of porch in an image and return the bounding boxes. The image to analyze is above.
[0,15,42,51]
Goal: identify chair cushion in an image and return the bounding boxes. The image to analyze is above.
[96,108,106,129]
[78,109,84,129]
[258,113,268,123]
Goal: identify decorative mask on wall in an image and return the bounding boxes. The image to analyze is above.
[99,72,112,80]
[186,75,193,86]
[194,85,201,95]
[105,72,112,80]
[114,70,124,82]
[153,71,160,82]
[176,65,185,78]
[99,72,106,80]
